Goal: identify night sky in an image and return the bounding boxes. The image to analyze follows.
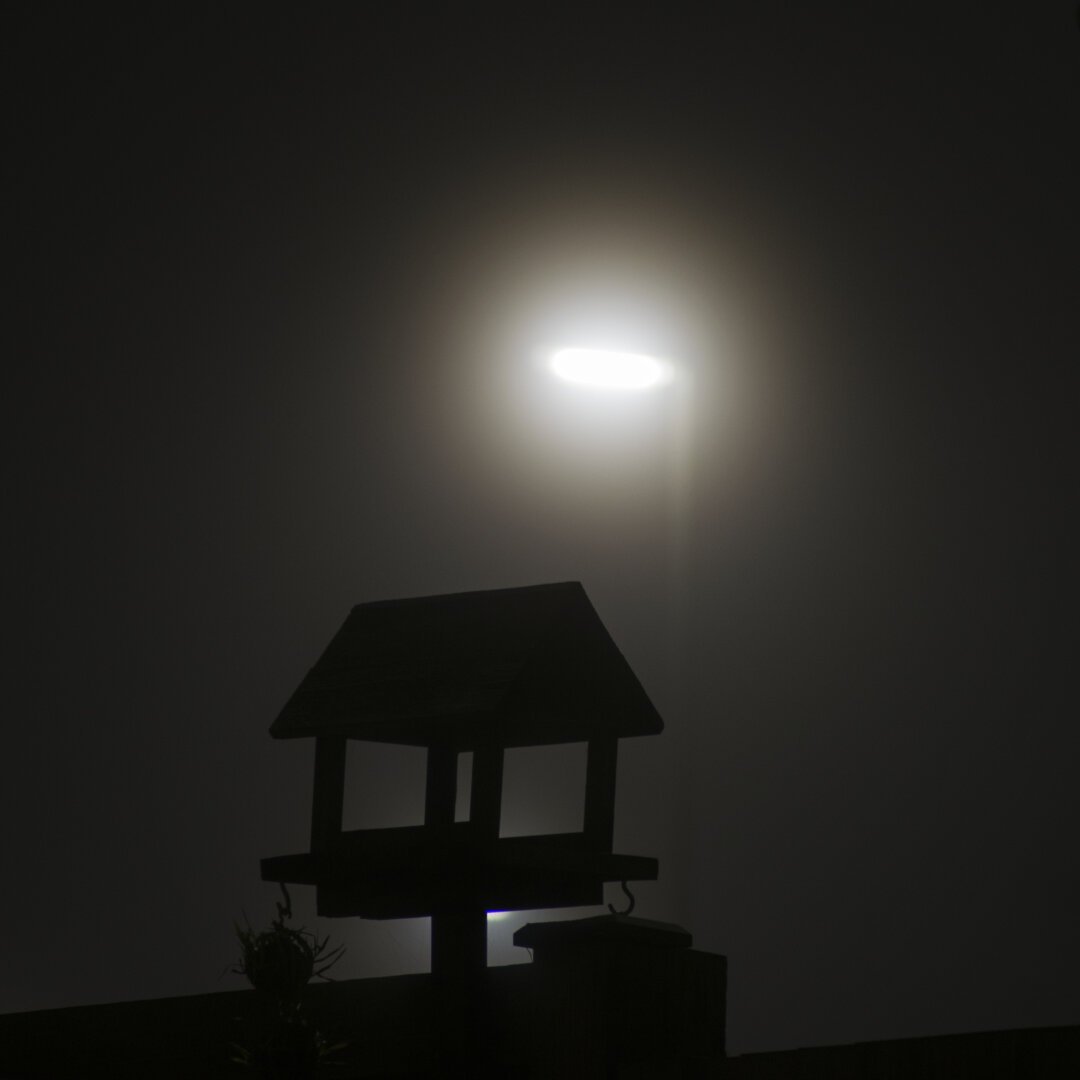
[5,4,1078,1056]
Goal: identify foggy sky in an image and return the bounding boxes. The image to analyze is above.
[4,4,1078,1055]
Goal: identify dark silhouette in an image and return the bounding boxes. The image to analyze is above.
[260,581,667,1071]
[228,884,346,1077]
[3,583,1074,1075]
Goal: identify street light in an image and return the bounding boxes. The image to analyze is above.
[549,347,673,391]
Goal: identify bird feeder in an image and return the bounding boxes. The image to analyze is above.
[260,582,662,989]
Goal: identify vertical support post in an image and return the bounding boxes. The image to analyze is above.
[310,736,346,853]
[431,909,488,1073]
[583,736,618,850]
[427,742,501,1073]
[431,909,488,982]
[425,744,457,826]
[469,745,504,838]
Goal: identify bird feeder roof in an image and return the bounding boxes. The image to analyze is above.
[270,582,663,748]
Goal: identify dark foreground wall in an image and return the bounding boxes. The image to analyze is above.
[2,958,1075,1078]
[721,1024,1080,1080]
[0,944,726,1079]
[0,971,437,1079]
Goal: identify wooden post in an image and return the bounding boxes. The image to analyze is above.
[431,908,488,1074]
[310,736,346,853]
[426,743,500,1072]
[425,744,457,826]
[469,745,504,838]
[428,744,501,982]
[431,909,488,982]
[583,736,618,850]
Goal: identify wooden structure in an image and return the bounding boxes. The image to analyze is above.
[260,581,662,1015]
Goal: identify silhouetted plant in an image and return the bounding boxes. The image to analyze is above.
[229,885,347,1077]
[229,1015,340,1079]
[232,885,344,1003]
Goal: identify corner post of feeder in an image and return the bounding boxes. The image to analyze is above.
[311,735,347,853]
[583,735,618,850]
[425,743,457,827]
[469,742,505,839]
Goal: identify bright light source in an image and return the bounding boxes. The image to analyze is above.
[549,347,671,391]
[486,911,509,921]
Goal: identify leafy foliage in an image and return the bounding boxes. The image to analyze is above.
[232,886,344,1002]
[229,885,347,1076]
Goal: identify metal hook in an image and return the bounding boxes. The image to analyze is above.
[275,882,293,925]
[607,880,636,917]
